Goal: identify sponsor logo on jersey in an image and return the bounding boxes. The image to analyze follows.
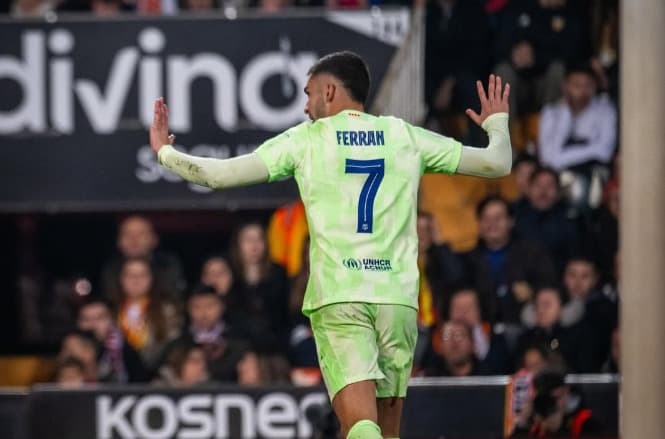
[342,258,363,270]
[336,130,385,146]
[342,258,392,271]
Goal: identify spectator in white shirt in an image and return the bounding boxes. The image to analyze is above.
[538,64,617,209]
[539,64,617,171]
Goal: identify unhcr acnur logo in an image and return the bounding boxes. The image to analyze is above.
[342,258,363,270]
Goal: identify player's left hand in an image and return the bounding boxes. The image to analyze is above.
[465,74,510,127]
[150,97,175,154]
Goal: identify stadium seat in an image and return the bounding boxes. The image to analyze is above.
[0,356,56,387]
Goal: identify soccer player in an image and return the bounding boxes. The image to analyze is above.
[150,51,511,439]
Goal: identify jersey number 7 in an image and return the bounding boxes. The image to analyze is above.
[345,158,385,234]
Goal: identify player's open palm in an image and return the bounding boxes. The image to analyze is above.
[150,97,175,153]
[465,74,510,127]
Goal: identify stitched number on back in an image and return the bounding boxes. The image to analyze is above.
[345,158,385,233]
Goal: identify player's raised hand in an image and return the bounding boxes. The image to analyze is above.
[465,74,510,127]
[150,97,175,154]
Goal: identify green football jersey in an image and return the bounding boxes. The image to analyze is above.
[256,110,462,315]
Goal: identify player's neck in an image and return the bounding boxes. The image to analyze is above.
[329,100,365,116]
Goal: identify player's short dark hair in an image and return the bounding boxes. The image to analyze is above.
[308,51,371,105]
[476,195,513,219]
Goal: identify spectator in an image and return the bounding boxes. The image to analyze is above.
[53,357,87,388]
[563,257,617,365]
[100,215,185,301]
[516,287,597,373]
[267,200,308,277]
[511,154,539,203]
[590,0,619,101]
[520,258,606,331]
[446,288,512,374]
[513,167,580,272]
[200,254,241,324]
[112,257,182,372]
[539,64,617,209]
[161,285,249,382]
[424,0,491,143]
[422,320,489,377]
[10,0,53,17]
[415,211,464,366]
[463,196,557,327]
[57,330,100,383]
[201,254,235,298]
[493,0,590,118]
[508,344,553,433]
[418,211,465,311]
[231,222,290,353]
[77,297,148,382]
[519,344,550,375]
[513,370,602,437]
[237,350,291,386]
[539,64,617,171]
[155,343,212,387]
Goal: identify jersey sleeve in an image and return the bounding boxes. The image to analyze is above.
[255,122,309,182]
[407,123,463,174]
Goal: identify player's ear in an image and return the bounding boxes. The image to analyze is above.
[325,83,336,103]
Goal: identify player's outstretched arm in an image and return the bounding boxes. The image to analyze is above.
[456,75,512,178]
[150,98,269,189]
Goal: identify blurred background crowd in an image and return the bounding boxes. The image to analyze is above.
[0,2,620,433]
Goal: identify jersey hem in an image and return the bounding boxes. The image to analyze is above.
[303,299,418,317]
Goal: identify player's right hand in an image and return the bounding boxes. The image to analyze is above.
[465,74,510,127]
[150,97,175,154]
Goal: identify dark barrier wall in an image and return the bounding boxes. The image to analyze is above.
[0,11,408,212]
[0,377,617,439]
[0,390,28,439]
[29,385,330,439]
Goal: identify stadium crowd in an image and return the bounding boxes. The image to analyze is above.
[48,163,619,389]
[3,1,619,432]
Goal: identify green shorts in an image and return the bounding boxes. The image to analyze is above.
[309,302,417,401]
